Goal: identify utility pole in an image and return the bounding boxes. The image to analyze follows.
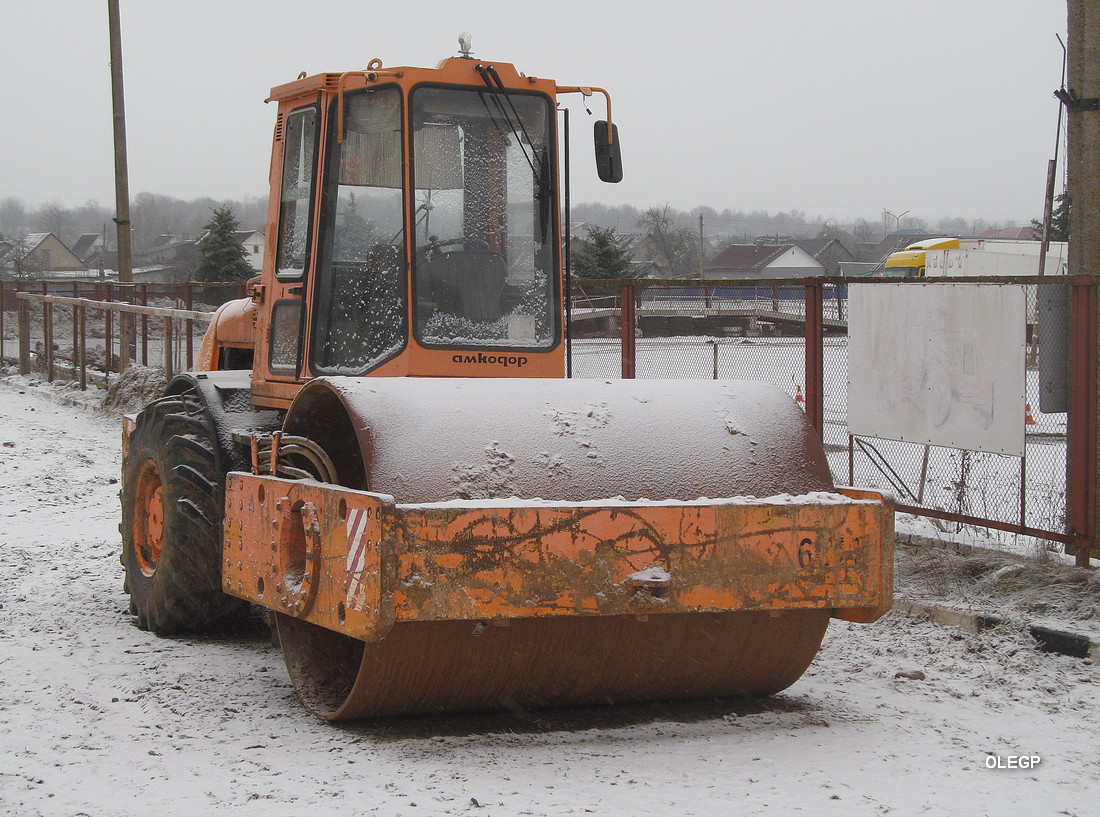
[1067,3,1100,270]
[107,0,132,369]
[1038,34,1066,275]
[1065,0,1100,565]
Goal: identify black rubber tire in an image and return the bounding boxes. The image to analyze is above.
[120,390,246,633]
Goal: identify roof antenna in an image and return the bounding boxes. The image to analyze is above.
[458,32,474,59]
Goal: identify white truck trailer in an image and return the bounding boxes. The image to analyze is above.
[884,238,1068,278]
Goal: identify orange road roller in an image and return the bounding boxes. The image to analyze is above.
[121,42,893,720]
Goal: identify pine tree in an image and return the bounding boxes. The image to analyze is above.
[197,206,254,282]
[573,225,631,279]
[1031,193,1070,242]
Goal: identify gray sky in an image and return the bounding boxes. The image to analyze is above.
[3,0,1067,226]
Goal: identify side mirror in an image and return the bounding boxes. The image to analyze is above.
[594,121,623,183]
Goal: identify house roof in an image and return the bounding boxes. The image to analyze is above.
[979,226,1035,239]
[0,232,87,273]
[196,229,264,245]
[71,233,102,258]
[706,243,791,272]
[796,237,854,259]
[71,234,97,254]
[22,233,51,250]
[140,238,196,255]
[795,238,831,257]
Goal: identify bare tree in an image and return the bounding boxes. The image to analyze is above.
[636,204,698,277]
[34,200,67,240]
[6,237,44,279]
[850,218,880,244]
[0,197,28,238]
[935,217,970,236]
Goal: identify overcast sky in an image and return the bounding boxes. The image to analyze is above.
[3,0,1068,227]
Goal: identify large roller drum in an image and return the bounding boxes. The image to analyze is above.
[276,377,836,719]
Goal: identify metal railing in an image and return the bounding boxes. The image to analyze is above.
[4,274,1095,563]
[2,279,245,383]
[14,292,213,385]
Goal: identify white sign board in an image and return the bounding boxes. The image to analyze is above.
[848,283,1026,456]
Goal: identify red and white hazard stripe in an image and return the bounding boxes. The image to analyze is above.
[345,508,370,611]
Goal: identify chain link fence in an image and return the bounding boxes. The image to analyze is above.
[568,276,1094,561]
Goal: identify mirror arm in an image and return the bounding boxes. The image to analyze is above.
[557,86,614,143]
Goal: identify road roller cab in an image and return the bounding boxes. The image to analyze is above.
[122,45,893,721]
[201,53,621,403]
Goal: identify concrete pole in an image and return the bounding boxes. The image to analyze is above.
[108,0,132,370]
[1067,2,1100,269]
[1066,0,1100,564]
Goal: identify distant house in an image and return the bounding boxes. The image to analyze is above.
[795,237,856,275]
[191,228,265,273]
[705,242,824,280]
[71,233,108,270]
[626,260,663,278]
[131,228,264,283]
[627,234,675,277]
[133,237,200,283]
[234,230,265,272]
[0,232,87,278]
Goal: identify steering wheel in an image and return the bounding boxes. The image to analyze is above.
[419,236,491,260]
[429,236,490,252]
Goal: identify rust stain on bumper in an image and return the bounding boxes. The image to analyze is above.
[224,474,893,640]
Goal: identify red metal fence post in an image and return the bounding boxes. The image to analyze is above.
[18,292,30,375]
[1068,276,1098,565]
[71,284,79,375]
[185,284,194,367]
[620,281,636,379]
[163,316,174,380]
[78,303,87,391]
[141,284,149,367]
[804,278,825,437]
[105,284,114,376]
[44,300,54,382]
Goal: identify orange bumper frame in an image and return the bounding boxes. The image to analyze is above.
[222,473,893,641]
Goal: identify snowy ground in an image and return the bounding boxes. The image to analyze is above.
[0,374,1097,817]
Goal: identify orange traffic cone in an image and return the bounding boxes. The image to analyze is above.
[1025,403,1037,426]
[795,385,804,404]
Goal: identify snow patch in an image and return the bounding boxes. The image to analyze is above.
[0,376,1096,817]
[451,440,517,500]
[400,490,875,510]
[625,566,672,585]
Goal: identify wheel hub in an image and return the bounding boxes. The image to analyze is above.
[133,460,164,577]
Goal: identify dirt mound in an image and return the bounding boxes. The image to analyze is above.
[101,365,167,415]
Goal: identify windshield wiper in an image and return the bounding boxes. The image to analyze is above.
[474,64,544,182]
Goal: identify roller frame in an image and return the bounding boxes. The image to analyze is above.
[222,472,893,638]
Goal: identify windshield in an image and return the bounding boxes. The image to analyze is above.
[409,85,558,349]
